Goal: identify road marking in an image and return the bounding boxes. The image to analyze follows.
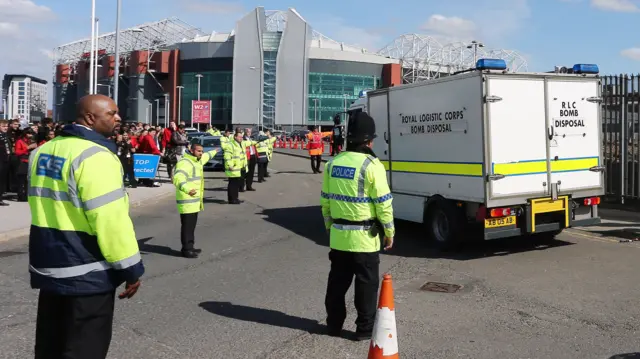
[566,228,640,247]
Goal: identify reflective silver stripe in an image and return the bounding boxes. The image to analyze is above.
[29,261,110,279]
[68,146,112,202]
[28,186,82,208]
[178,181,187,189]
[382,221,394,229]
[189,176,202,181]
[27,147,40,184]
[178,159,196,177]
[110,252,141,270]
[174,169,189,178]
[177,198,200,204]
[332,223,371,231]
[357,156,374,198]
[83,187,126,211]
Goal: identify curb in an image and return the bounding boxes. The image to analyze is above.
[0,190,174,243]
[274,149,329,162]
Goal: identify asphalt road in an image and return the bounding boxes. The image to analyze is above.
[1,154,640,359]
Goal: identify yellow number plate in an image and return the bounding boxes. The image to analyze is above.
[485,216,516,228]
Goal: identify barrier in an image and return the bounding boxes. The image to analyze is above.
[133,154,160,179]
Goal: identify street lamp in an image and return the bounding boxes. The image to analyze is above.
[154,99,160,125]
[113,0,122,104]
[289,101,294,133]
[94,18,100,95]
[176,85,184,123]
[195,74,203,101]
[248,66,261,129]
[89,0,96,95]
[163,93,169,127]
[467,40,485,65]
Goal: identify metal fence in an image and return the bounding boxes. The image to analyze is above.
[601,74,640,203]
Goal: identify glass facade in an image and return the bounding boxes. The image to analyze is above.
[307,73,380,124]
[262,32,282,128]
[180,71,233,126]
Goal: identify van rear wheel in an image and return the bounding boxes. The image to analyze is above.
[426,200,464,249]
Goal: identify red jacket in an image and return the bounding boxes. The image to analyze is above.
[138,134,161,155]
[14,138,30,163]
[161,128,173,149]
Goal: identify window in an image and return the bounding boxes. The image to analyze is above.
[307,72,379,123]
[180,71,233,126]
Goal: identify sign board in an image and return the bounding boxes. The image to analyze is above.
[192,100,212,125]
[133,154,160,179]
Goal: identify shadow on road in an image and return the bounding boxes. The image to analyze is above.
[203,198,228,204]
[198,301,327,335]
[276,170,314,175]
[609,354,640,359]
[204,186,227,192]
[138,237,183,257]
[261,206,574,261]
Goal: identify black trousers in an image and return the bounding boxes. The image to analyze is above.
[167,161,176,181]
[180,212,199,251]
[0,160,8,199]
[120,158,137,188]
[257,161,267,182]
[325,249,380,334]
[16,161,28,201]
[246,155,257,189]
[35,290,116,359]
[240,168,247,191]
[265,161,270,176]
[331,141,343,156]
[228,176,242,202]
[310,155,322,173]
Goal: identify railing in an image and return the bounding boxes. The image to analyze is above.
[601,74,640,203]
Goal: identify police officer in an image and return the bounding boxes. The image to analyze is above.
[320,112,395,341]
[172,143,220,258]
[224,129,247,204]
[28,94,144,359]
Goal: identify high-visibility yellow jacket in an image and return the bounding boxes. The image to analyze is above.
[266,137,276,161]
[172,149,218,214]
[256,139,270,163]
[27,124,144,295]
[320,151,395,252]
[223,139,246,178]
[207,129,221,137]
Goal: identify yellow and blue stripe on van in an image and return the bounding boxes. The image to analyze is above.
[379,156,599,178]
[492,156,599,176]
[379,160,483,177]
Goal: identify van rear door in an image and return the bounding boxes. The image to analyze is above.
[546,78,604,195]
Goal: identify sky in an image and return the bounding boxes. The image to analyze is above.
[0,0,639,109]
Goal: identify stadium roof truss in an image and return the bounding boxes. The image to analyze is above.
[52,17,205,66]
[377,34,529,83]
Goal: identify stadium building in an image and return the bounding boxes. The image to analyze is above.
[52,7,527,129]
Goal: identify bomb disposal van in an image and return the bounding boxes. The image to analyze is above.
[344,59,604,247]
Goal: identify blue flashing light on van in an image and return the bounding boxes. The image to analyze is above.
[476,58,507,71]
[572,64,599,74]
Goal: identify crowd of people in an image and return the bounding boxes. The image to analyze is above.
[0,118,195,206]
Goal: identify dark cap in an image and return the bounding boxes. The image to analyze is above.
[347,112,376,144]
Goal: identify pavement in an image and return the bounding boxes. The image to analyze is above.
[1,154,640,358]
[0,165,175,241]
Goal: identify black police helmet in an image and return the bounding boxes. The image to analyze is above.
[347,112,377,144]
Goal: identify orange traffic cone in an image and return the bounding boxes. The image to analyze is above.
[368,274,399,359]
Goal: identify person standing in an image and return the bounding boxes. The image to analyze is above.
[255,131,270,183]
[320,112,395,341]
[264,130,276,178]
[28,94,144,359]
[306,126,332,174]
[172,143,220,258]
[243,127,258,191]
[116,132,137,188]
[166,125,189,181]
[224,130,247,204]
[0,119,11,206]
[14,128,36,202]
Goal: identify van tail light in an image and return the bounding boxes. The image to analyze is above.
[583,197,601,206]
[489,207,512,218]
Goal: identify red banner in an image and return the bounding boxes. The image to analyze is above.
[191,100,211,124]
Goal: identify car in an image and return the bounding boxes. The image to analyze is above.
[187,132,208,143]
[192,135,225,171]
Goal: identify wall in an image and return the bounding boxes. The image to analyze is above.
[274,9,311,127]
[232,7,265,125]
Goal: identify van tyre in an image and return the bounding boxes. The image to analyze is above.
[425,200,465,250]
